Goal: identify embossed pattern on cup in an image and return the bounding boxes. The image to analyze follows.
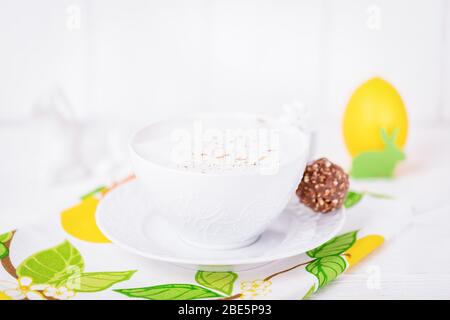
[130,114,309,249]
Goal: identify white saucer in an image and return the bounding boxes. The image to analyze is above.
[96,181,345,270]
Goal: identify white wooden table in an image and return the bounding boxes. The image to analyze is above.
[1,121,449,299]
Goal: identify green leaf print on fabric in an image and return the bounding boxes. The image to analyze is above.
[0,232,13,243]
[195,271,238,295]
[306,231,358,258]
[80,186,106,200]
[67,271,137,292]
[115,284,223,300]
[302,284,316,300]
[16,240,84,286]
[305,256,347,289]
[0,243,8,259]
[344,191,364,209]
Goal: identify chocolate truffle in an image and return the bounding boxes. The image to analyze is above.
[296,158,349,213]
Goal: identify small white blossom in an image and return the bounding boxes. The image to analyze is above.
[0,277,47,300]
[44,286,75,299]
[239,279,272,300]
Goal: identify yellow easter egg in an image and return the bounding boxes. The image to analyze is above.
[61,197,111,243]
[344,235,384,268]
[343,77,408,157]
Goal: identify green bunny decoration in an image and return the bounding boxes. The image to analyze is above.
[350,128,405,179]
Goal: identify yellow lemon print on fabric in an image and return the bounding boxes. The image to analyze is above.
[343,77,408,157]
[0,292,12,300]
[61,195,111,243]
[344,235,384,268]
[61,177,135,243]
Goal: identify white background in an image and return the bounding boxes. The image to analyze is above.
[1,0,448,122]
[1,0,450,299]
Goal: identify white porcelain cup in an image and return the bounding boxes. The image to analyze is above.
[129,113,309,249]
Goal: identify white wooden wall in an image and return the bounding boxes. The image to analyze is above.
[0,0,88,118]
[0,0,449,122]
[323,0,446,123]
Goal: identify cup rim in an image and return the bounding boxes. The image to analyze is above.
[129,112,309,177]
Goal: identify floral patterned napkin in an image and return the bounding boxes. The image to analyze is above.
[0,177,412,300]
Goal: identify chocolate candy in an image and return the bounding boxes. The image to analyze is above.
[296,158,349,213]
